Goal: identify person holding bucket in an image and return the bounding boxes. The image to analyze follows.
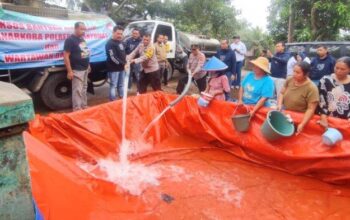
[277,61,319,135]
[317,56,350,129]
[203,56,231,101]
[237,57,275,119]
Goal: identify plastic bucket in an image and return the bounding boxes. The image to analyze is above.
[322,128,343,146]
[231,105,250,132]
[197,97,209,107]
[201,92,214,101]
[260,110,295,141]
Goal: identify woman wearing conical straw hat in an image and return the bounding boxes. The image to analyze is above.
[201,56,230,102]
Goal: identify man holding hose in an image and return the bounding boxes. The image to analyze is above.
[127,33,161,94]
[176,44,207,94]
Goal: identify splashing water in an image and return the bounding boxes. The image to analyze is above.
[80,65,163,196]
[119,66,131,165]
[79,65,193,196]
[102,64,162,195]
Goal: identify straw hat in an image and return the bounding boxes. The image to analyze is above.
[250,57,271,74]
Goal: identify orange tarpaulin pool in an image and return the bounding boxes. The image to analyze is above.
[25,92,350,219]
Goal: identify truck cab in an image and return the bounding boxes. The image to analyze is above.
[124,20,220,79]
[124,20,183,80]
[124,20,177,59]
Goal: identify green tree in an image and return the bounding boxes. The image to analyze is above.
[83,0,158,21]
[148,0,240,39]
[238,24,274,57]
[267,0,350,42]
[84,0,241,39]
[83,0,269,52]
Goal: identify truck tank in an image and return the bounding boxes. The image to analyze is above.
[178,31,220,57]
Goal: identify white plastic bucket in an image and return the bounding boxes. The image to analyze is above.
[322,128,343,146]
[197,97,209,107]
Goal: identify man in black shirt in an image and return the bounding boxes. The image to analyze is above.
[105,26,126,100]
[125,28,142,93]
[63,21,90,111]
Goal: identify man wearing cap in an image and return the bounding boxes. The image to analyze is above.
[176,44,207,94]
[238,57,275,119]
[230,35,247,89]
[215,39,236,101]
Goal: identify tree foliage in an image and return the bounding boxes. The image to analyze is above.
[267,0,350,42]
[84,0,241,39]
[83,0,271,51]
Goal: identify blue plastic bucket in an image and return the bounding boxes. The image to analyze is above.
[197,97,209,107]
[322,128,343,146]
[260,110,295,141]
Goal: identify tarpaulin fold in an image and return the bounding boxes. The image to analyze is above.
[25,92,350,219]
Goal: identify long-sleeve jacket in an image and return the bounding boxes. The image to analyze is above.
[310,55,336,80]
[215,48,236,74]
[127,43,159,73]
[125,37,142,55]
[270,52,290,78]
[105,39,126,72]
[187,51,206,80]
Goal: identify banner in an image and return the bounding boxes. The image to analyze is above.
[0,8,115,70]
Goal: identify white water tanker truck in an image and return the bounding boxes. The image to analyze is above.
[0,2,115,110]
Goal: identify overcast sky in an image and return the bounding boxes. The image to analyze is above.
[232,0,270,30]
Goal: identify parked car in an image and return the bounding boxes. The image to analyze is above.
[286,41,350,59]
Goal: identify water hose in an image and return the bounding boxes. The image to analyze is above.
[169,69,192,107]
[140,69,193,139]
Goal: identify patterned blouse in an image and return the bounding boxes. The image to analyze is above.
[317,75,350,119]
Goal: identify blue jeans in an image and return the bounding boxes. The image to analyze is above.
[128,63,141,90]
[233,61,244,86]
[108,71,125,101]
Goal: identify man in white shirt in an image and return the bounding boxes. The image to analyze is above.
[230,35,247,89]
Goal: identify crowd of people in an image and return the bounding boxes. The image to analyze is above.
[63,22,350,134]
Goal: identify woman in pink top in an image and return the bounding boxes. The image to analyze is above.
[205,71,230,101]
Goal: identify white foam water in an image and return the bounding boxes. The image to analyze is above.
[80,65,166,196]
[204,173,244,207]
[78,65,198,196]
[97,158,161,196]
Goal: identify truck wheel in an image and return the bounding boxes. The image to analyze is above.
[40,73,72,110]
